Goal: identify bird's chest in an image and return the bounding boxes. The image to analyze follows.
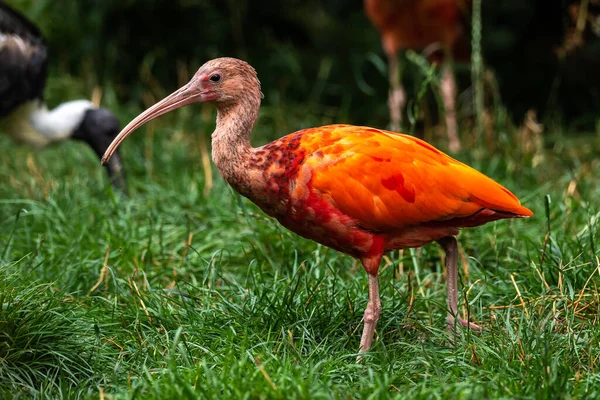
[241,159,375,257]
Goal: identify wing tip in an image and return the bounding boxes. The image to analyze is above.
[514,204,534,218]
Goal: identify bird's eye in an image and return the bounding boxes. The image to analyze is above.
[209,74,221,82]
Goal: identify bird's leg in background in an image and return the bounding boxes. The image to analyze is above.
[440,60,461,152]
[104,151,127,194]
[438,237,481,338]
[358,271,382,356]
[387,52,405,132]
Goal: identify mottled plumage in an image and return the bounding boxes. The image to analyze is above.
[235,124,530,272]
[102,58,532,356]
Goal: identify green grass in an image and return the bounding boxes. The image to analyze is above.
[1,98,600,399]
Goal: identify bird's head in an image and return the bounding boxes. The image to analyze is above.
[101,57,262,165]
[189,58,262,106]
[71,107,127,192]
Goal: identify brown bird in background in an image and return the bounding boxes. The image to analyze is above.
[364,0,471,152]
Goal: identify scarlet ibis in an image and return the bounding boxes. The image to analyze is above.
[102,58,532,354]
[364,0,471,152]
[0,2,126,191]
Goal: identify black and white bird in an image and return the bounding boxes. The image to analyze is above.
[0,2,126,191]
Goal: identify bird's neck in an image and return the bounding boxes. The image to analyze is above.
[211,98,259,185]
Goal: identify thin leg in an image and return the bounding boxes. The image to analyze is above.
[388,53,405,132]
[437,237,481,336]
[440,63,461,152]
[105,151,127,193]
[359,273,381,356]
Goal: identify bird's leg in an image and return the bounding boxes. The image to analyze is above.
[388,53,405,132]
[438,237,481,337]
[358,273,381,356]
[105,152,127,193]
[440,62,461,152]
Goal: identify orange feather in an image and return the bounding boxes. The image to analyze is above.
[244,124,531,273]
[297,124,530,224]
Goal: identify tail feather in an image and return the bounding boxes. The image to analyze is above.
[427,207,531,229]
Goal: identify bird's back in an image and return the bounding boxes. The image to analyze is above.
[292,124,530,227]
[0,2,48,117]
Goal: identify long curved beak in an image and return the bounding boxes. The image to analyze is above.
[101,78,210,165]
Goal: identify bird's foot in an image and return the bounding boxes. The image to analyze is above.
[457,317,482,332]
[357,298,381,362]
[446,314,482,341]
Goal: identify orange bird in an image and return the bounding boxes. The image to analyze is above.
[364,0,471,152]
[102,58,532,355]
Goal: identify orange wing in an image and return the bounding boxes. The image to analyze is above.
[298,124,532,232]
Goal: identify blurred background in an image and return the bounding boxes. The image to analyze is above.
[5,0,600,142]
[2,2,600,397]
